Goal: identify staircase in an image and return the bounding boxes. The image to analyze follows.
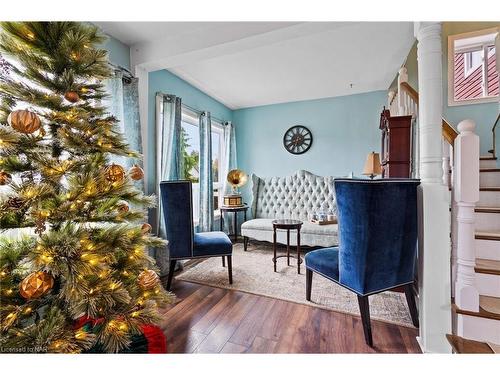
[389,67,500,347]
[452,154,500,344]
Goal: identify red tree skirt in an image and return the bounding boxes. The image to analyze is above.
[75,317,167,353]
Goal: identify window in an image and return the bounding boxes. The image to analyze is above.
[448,28,499,106]
[180,108,224,223]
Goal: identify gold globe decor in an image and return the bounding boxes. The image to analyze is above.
[104,164,125,183]
[7,109,42,134]
[137,270,159,290]
[224,169,248,207]
[19,271,54,300]
[129,164,144,181]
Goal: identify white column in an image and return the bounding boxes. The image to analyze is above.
[414,22,452,353]
[454,120,480,312]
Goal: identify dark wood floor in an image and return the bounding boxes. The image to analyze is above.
[159,280,422,353]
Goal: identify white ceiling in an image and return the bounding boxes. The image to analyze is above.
[95,22,415,109]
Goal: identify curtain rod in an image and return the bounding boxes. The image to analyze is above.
[109,63,135,81]
[156,92,228,124]
[181,103,226,125]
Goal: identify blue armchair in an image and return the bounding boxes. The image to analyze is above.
[160,181,233,291]
[305,179,420,346]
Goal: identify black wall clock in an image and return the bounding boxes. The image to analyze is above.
[283,125,313,155]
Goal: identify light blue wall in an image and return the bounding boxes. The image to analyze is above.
[102,36,131,70]
[233,91,386,202]
[146,69,233,194]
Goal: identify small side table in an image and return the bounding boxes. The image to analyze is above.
[272,219,303,274]
[220,204,248,242]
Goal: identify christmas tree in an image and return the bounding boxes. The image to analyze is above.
[0,22,172,353]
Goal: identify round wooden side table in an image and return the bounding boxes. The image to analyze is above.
[272,219,303,274]
[220,204,248,243]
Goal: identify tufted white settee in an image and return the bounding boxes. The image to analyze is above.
[241,170,338,248]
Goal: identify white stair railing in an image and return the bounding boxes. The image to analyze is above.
[453,119,480,312]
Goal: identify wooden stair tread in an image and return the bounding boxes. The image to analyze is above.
[453,296,500,321]
[446,334,494,353]
[475,258,500,275]
[480,168,500,172]
[475,207,500,213]
[475,231,500,241]
[480,187,500,191]
[481,295,500,315]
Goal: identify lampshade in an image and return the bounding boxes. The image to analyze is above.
[362,152,382,177]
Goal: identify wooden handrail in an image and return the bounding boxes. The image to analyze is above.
[399,81,458,146]
[442,119,459,145]
[400,82,419,105]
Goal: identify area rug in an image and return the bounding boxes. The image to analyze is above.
[176,241,414,327]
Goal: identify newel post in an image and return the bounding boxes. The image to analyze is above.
[454,119,480,311]
[397,67,408,115]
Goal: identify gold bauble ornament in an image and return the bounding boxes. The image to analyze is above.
[129,164,144,181]
[117,202,129,213]
[64,91,80,103]
[104,164,125,183]
[141,223,152,235]
[137,270,159,290]
[7,109,41,134]
[19,271,54,299]
[0,170,12,185]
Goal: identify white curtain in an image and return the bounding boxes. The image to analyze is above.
[155,92,183,275]
[198,112,214,232]
[221,121,238,232]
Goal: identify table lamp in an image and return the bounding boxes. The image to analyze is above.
[362,152,382,179]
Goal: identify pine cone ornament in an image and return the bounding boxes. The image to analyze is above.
[6,196,24,210]
[19,271,54,299]
[7,109,41,134]
[35,214,47,235]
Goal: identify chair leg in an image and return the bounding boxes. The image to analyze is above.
[227,255,233,284]
[166,260,177,291]
[306,268,313,301]
[404,284,419,328]
[222,256,226,267]
[243,236,249,251]
[357,295,373,347]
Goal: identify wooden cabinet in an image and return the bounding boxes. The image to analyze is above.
[380,108,413,178]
